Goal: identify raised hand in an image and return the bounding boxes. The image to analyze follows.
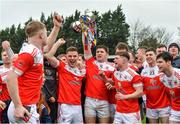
[57,38,66,46]
[53,12,63,28]
[2,40,10,49]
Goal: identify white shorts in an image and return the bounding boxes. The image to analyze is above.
[146,106,170,119]
[169,109,180,122]
[57,103,83,124]
[84,97,110,118]
[113,111,141,124]
[109,104,116,118]
[7,101,39,123]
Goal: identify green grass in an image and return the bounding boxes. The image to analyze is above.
[142,117,146,124]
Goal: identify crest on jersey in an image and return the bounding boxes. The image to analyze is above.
[74,77,80,81]
[118,82,122,88]
[150,79,157,86]
[170,90,175,98]
[94,60,114,71]
[17,61,24,68]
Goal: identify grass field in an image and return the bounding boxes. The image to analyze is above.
[142,117,146,124]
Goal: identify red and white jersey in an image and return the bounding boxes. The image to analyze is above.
[107,62,116,104]
[0,65,11,101]
[85,57,115,101]
[159,68,180,111]
[112,67,142,113]
[143,61,149,68]
[141,66,169,109]
[13,43,44,105]
[128,63,139,72]
[57,61,86,105]
[0,75,2,81]
[108,89,116,104]
[0,76,2,92]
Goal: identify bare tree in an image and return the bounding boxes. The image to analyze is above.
[129,20,173,50]
[153,27,173,45]
[128,20,151,51]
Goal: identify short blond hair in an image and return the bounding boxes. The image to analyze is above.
[25,20,46,37]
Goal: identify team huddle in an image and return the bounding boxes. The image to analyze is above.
[0,12,179,124]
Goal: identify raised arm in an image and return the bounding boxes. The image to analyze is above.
[82,32,93,60]
[44,12,63,53]
[44,38,66,68]
[2,40,15,60]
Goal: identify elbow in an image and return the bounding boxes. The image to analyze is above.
[44,54,51,60]
[6,70,16,83]
[6,70,13,83]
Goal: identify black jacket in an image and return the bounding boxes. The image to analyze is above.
[172,55,180,69]
[43,59,57,100]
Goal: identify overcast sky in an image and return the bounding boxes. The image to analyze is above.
[0,0,180,41]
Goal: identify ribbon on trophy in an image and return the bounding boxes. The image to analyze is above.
[71,10,97,50]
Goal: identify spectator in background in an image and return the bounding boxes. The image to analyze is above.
[136,46,148,72]
[129,51,139,72]
[57,54,67,63]
[168,42,180,69]
[156,44,167,55]
[37,91,51,123]
[128,51,136,64]
[43,57,58,123]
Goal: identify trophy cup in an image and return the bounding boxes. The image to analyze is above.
[71,9,97,50]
